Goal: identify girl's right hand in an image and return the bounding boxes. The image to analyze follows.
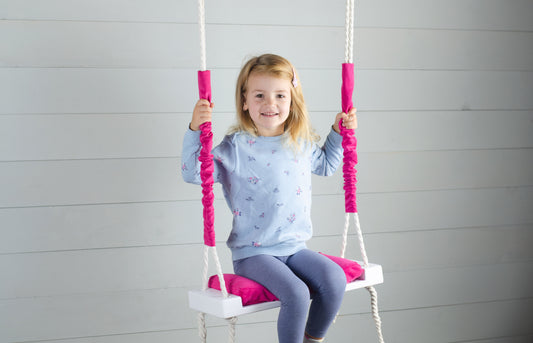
[190,99,214,131]
[333,107,357,133]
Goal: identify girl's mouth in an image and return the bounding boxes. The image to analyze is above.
[261,112,278,117]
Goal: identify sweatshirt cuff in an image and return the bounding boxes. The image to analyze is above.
[182,126,202,150]
[327,127,343,145]
[184,126,201,140]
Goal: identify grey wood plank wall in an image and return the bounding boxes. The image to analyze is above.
[1,1,532,342]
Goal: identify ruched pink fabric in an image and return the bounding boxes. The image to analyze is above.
[340,63,358,213]
[198,70,216,247]
[198,70,212,102]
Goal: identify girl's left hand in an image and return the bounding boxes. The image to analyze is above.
[333,107,357,133]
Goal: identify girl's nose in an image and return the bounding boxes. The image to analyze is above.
[266,95,276,105]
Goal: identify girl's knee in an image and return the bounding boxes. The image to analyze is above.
[325,265,347,297]
[281,280,310,309]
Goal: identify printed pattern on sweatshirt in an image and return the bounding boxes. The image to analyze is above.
[181,129,343,260]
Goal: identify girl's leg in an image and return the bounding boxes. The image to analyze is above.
[287,249,346,340]
[234,254,310,343]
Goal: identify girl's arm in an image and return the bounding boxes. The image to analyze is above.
[181,128,204,185]
[312,108,358,176]
[181,100,235,185]
[181,99,215,184]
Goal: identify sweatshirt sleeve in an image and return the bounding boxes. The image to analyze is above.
[311,128,344,176]
[180,128,236,185]
[180,128,203,184]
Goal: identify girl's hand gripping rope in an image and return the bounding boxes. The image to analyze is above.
[333,107,357,134]
[190,99,214,131]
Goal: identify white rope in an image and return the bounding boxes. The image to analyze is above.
[198,0,207,71]
[227,316,238,343]
[197,3,208,342]
[353,213,369,267]
[197,2,235,341]
[348,213,385,342]
[342,1,384,341]
[340,213,350,258]
[344,0,355,63]
[201,245,210,290]
[198,312,207,343]
[200,246,229,299]
[367,286,385,343]
[210,246,229,298]
[198,246,209,342]
[341,213,369,266]
[352,213,385,342]
[199,245,231,342]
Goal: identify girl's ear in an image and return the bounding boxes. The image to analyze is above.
[241,93,248,111]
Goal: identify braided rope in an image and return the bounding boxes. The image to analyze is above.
[197,3,208,341]
[353,213,369,267]
[196,1,235,341]
[201,245,210,290]
[198,246,231,342]
[198,246,209,343]
[210,246,229,298]
[342,2,385,342]
[198,312,207,343]
[198,0,207,71]
[367,286,385,343]
[340,213,350,258]
[227,317,238,343]
[344,0,355,63]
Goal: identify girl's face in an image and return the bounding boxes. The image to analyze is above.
[243,73,291,137]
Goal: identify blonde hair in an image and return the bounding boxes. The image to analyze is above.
[232,54,318,150]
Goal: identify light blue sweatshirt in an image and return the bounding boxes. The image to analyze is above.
[181,128,343,261]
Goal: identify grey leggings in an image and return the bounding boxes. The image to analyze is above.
[233,249,346,343]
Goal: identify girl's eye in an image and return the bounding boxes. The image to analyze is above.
[255,94,264,98]
[277,94,286,99]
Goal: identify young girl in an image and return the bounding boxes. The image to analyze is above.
[182,54,357,343]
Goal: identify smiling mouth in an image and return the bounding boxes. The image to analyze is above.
[261,112,278,117]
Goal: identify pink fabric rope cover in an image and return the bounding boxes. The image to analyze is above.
[198,70,216,247]
[339,63,358,213]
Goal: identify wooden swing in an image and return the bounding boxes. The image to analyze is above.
[188,1,384,342]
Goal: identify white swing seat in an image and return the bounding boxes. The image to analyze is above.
[188,261,383,319]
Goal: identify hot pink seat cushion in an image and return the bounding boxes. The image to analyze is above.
[208,254,363,306]
[208,273,278,306]
[319,253,364,283]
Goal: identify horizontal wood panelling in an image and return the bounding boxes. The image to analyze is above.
[1,0,532,31]
[357,262,533,312]
[1,280,532,342]
[2,229,532,299]
[9,317,533,343]
[1,69,532,114]
[2,21,531,70]
[356,0,533,31]
[1,0,531,342]
[0,21,201,69]
[323,225,533,272]
[334,299,533,343]
[0,287,193,343]
[2,110,532,161]
[2,187,532,253]
[350,187,533,234]
[352,148,533,194]
[0,68,198,115]
[1,149,532,208]
[459,336,533,343]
